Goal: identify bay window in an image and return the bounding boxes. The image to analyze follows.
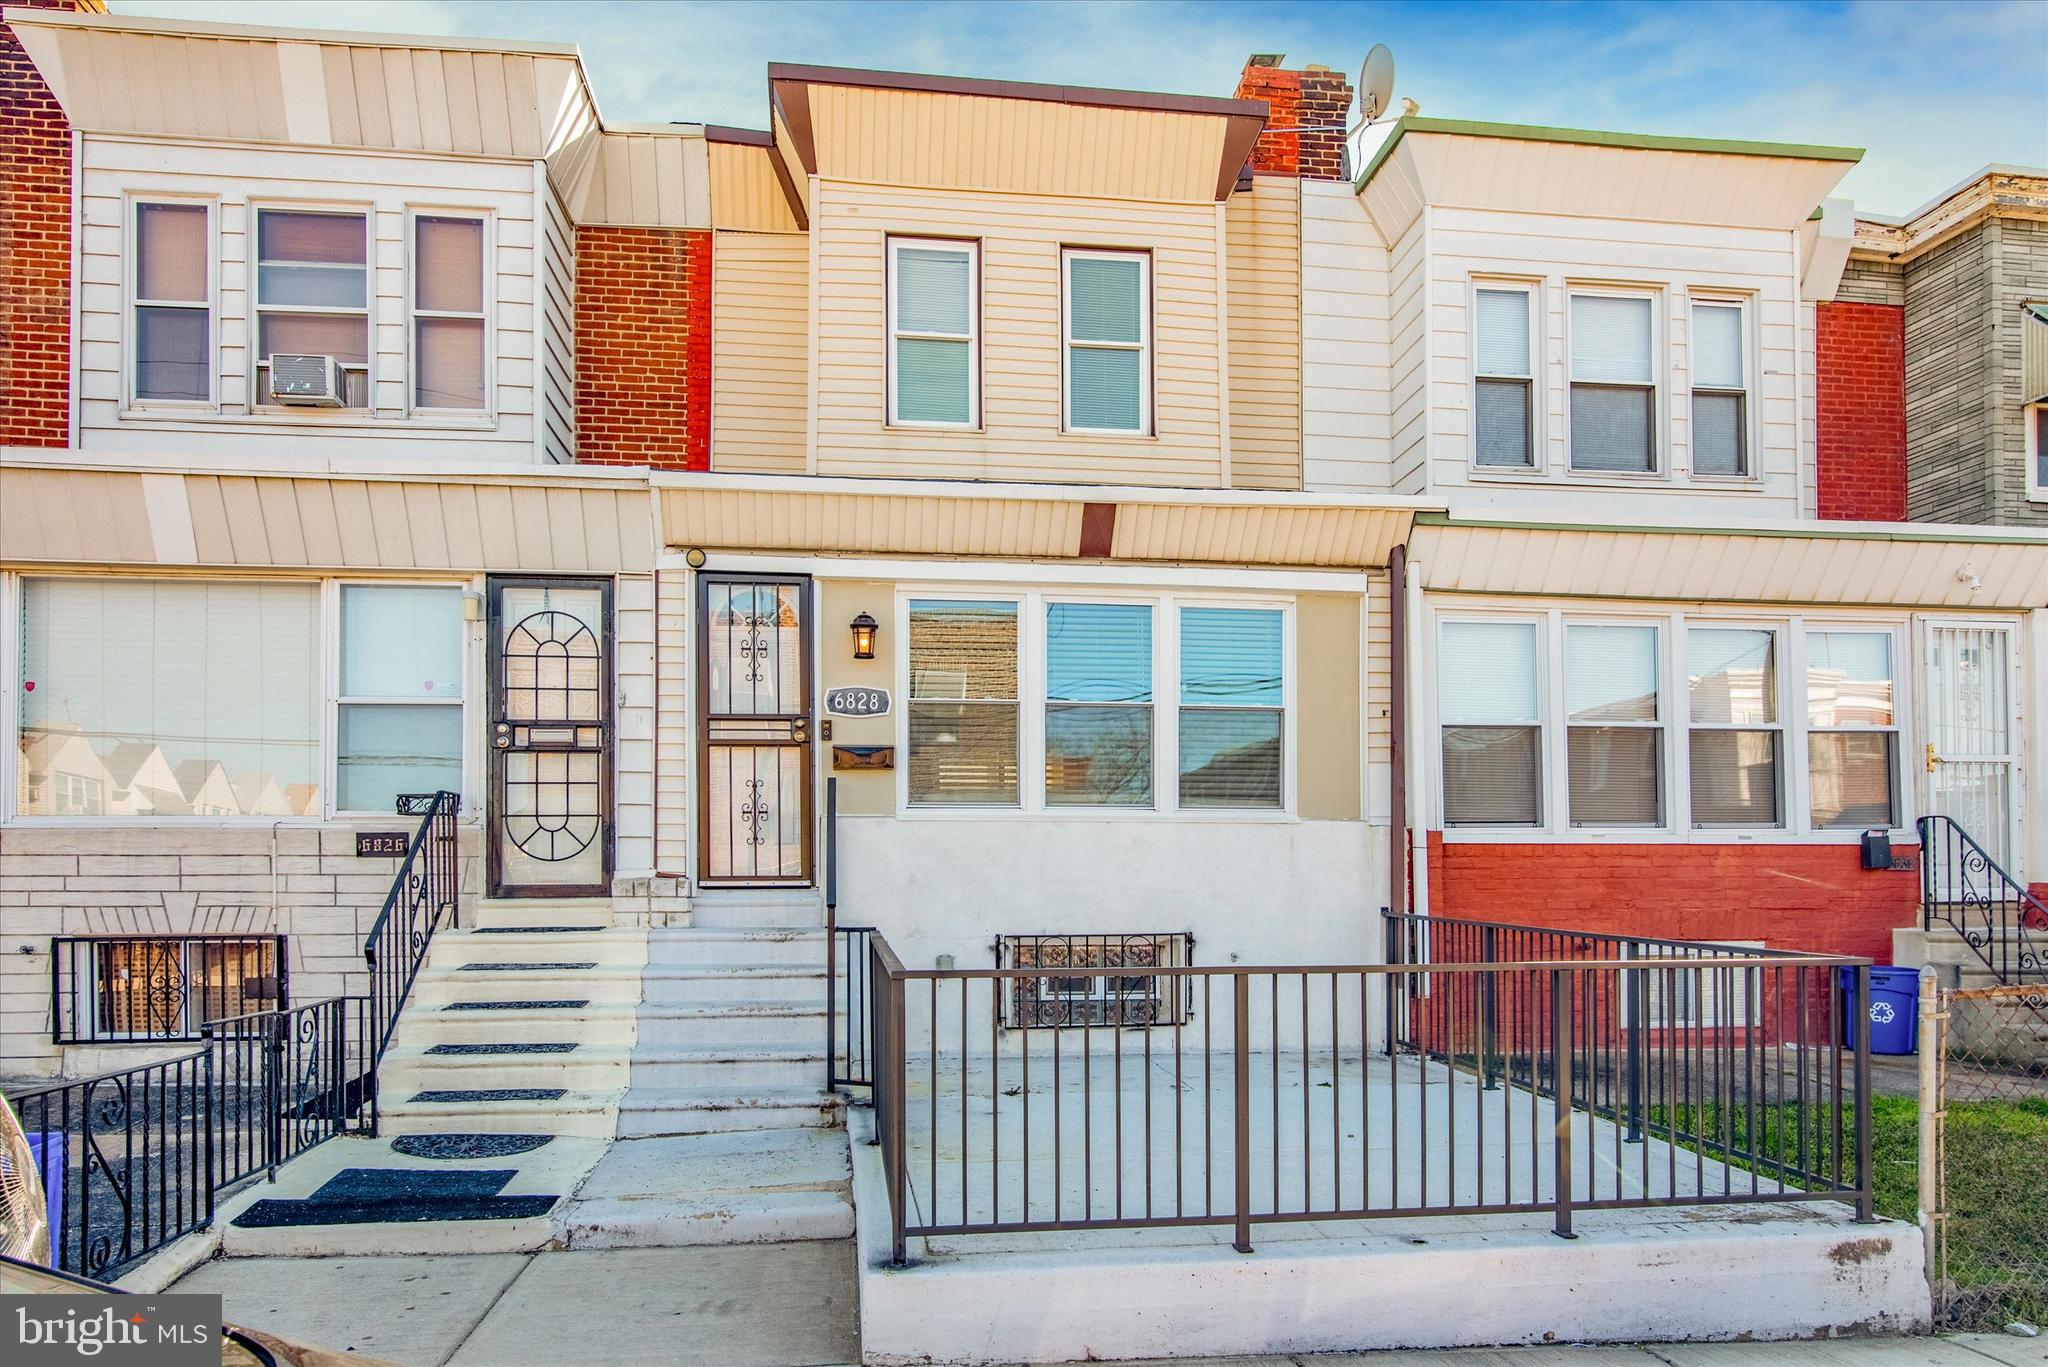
[1687,628,1781,827]
[132,200,212,403]
[1690,300,1748,476]
[1569,292,1657,473]
[1064,249,1150,434]
[337,585,465,813]
[1178,607,1283,809]
[1439,620,1541,826]
[1805,631,1897,829]
[1045,603,1153,807]
[1566,624,1662,827]
[413,215,488,411]
[888,238,978,427]
[1474,285,1535,468]
[255,208,370,407]
[907,600,1018,805]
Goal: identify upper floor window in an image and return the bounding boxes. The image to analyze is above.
[132,201,212,404]
[1690,300,1749,476]
[1474,286,1535,469]
[1064,249,1150,435]
[1569,292,1657,473]
[888,237,978,428]
[413,215,487,412]
[255,208,370,408]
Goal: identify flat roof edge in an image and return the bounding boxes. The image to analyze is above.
[765,62,1268,121]
[2,6,582,58]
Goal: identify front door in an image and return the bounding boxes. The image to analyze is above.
[698,574,813,885]
[1924,622,2018,869]
[488,577,612,897]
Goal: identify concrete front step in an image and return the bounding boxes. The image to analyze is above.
[640,965,827,1002]
[646,928,828,966]
[428,930,646,969]
[408,966,644,1006]
[382,1045,633,1094]
[688,890,825,929]
[637,1002,825,1047]
[558,1127,854,1249]
[628,1044,827,1091]
[615,1086,843,1138]
[377,1087,624,1138]
[400,1003,641,1045]
[467,898,619,931]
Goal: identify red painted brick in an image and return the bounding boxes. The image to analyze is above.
[573,225,712,470]
[1815,301,1906,522]
[1234,62,1352,181]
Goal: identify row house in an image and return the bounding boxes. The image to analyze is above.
[2,0,2044,1094]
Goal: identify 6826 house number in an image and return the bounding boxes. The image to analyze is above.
[824,686,891,717]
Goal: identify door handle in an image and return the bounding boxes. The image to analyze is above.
[792,721,809,743]
[1925,742,1940,773]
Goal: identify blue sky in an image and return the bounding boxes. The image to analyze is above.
[114,0,2048,212]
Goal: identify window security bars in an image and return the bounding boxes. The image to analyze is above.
[52,936,286,1044]
[996,934,1194,1029]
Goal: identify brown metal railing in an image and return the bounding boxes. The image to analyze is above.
[864,926,1872,1263]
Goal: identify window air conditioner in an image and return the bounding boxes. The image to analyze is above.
[270,354,346,407]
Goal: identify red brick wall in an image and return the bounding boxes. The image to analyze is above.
[1,0,88,447]
[1815,301,1907,521]
[573,226,712,470]
[1233,62,1351,181]
[1424,834,1920,963]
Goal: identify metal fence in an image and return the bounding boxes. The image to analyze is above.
[50,935,287,1044]
[866,922,1873,1264]
[1930,983,2048,1331]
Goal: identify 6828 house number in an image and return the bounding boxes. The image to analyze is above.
[824,686,891,717]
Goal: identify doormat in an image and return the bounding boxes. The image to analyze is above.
[391,1133,555,1160]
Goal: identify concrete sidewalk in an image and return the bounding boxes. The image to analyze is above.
[171,1244,2039,1367]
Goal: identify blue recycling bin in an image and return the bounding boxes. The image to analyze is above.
[25,1131,64,1261]
[1838,965,1919,1055]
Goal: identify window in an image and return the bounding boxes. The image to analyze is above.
[907,600,1018,805]
[2030,403,2048,495]
[1636,945,1762,1028]
[1566,624,1662,827]
[1000,934,1192,1028]
[56,936,282,1043]
[1064,249,1150,434]
[18,579,321,818]
[888,238,977,427]
[255,208,370,407]
[1691,301,1748,476]
[132,201,211,403]
[337,586,465,813]
[1688,628,1781,827]
[1045,603,1153,807]
[1806,631,1897,829]
[413,215,487,411]
[1178,607,1282,808]
[1570,292,1657,472]
[1474,286,1535,468]
[1440,621,1541,826]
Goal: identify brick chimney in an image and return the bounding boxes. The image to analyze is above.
[1234,55,1353,181]
[2,0,101,447]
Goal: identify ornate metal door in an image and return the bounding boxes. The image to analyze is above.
[488,577,611,897]
[698,574,812,885]
[1925,622,2018,870]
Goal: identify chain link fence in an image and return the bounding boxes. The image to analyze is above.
[1930,984,2048,1331]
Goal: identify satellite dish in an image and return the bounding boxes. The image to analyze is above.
[1358,44,1396,124]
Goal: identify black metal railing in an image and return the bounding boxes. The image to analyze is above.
[363,790,461,1067]
[51,936,286,1044]
[864,927,1871,1264]
[203,996,374,1184]
[1919,814,2047,988]
[824,776,878,1090]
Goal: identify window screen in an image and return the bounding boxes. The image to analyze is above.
[134,203,211,402]
[1570,294,1655,472]
[1691,302,1746,475]
[1475,288,1534,468]
[1441,621,1541,826]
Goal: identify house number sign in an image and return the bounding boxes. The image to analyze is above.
[824,686,891,718]
[355,831,409,857]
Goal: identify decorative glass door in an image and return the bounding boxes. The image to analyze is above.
[698,575,812,885]
[488,578,611,896]
[1924,622,2018,870]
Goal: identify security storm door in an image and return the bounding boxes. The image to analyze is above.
[1923,622,2018,870]
[488,578,612,897]
[699,574,813,885]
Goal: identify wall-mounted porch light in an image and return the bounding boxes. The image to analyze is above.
[850,612,879,660]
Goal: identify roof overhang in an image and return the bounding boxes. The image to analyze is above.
[1852,167,2048,265]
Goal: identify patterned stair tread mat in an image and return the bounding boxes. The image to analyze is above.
[472,926,607,933]
[444,1000,589,1010]
[425,1042,578,1055]
[312,1168,517,1202]
[408,1088,568,1103]
[391,1133,556,1160]
[458,962,598,971]
[232,1194,558,1228]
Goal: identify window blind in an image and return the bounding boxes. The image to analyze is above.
[135,203,209,402]
[892,244,973,425]
[1439,621,1537,723]
[1475,289,1531,376]
[1441,620,1541,825]
[1565,625,1657,723]
[1571,295,1652,384]
[416,217,484,314]
[1179,607,1282,809]
[1691,304,1743,390]
[137,204,207,302]
[908,601,1018,805]
[415,216,486,409]
[1046,603,1153,806]
[895,247,971,335]
[1067,253,1145,432]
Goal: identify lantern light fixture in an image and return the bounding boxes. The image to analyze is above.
[850,611,879,660]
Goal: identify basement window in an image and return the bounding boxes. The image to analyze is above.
[998,933,1192,1028]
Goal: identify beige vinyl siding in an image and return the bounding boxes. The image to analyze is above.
[1301,181,1392,495]
[711,231,810,474]
[613,572,658,878]
[0,469,157,565]
[1225,177,1302,490]
[654,568,690,875]
[537,177,576,463]
[78,137,545,463]
[1365,570,1392,823]
[570,129,711,227]
[1387,215,1430,495]
[710,143,800,233]
[772,108,810,223]
[812,179,1227,485]
[805,86,1229,204]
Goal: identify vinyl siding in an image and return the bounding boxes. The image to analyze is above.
[1225,177,1302,490]
[1386,215,1430,495]
[1301,181,1391,494]
[537,176,576,462]
[709,142,800,233]
[810,178,1227,486]
[710,231,810,474]
[654,568,690,875]
[1364,570,1393,824]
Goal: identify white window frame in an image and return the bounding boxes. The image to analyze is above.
[1684,622,1788,832]
[1802,626,1902,833]
[1687,294,1755,480]
[2027,401,2048,502]
[1043,595,1158,811]
[126,194,217,410]
[1061,247,1153,437]
[251,201,374,412]
[1566,285,1664,477]
[1437,613,1549,831]
[1470,278,1541,474]
[885,236,980,430]
[406,208,495,418]
[326,580,474,818]
[894,587,1295,819]
[1561,618,1667,830]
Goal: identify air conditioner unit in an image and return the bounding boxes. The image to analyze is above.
[269,354,346,407]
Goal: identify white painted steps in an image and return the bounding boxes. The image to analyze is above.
[560,1127,853,1249]
[689,887,826,929]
